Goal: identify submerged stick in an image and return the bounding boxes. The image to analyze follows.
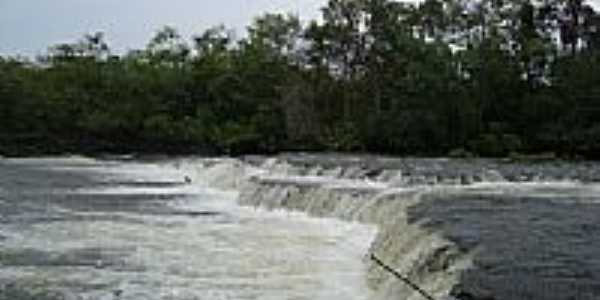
[370,253,437,300]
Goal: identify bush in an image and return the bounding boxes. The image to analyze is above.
[468,133,522,157]
[320,121,362,152]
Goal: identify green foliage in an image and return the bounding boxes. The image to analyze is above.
[320,121,362,152]
[1,0,600,158]
[468,133,523,157]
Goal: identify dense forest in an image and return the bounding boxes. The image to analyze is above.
[1,0,600,158]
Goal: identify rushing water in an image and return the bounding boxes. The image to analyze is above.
[234,155,600,300]
[0,157,376,300]
[5,155,600,300]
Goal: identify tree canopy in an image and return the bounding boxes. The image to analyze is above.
[1,0,600,158]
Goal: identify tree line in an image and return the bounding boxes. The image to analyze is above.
[1,0,600,158]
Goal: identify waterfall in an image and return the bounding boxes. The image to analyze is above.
[237,175,469,300]
[183,155,600,300]
[179,157,464,299]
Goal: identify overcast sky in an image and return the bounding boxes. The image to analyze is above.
[1,0,599,57]
[0,0,327,57]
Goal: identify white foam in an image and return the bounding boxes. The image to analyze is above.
[2,158,376,300]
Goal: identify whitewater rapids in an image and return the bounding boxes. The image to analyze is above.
[0,157,375,300]
[3,155,600,300]
[181,154,600,300]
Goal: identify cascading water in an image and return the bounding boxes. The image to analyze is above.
[0,157,375,300]
[188,155,600,300]
[4,155,600,300]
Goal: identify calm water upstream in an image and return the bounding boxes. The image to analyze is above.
[0,157,375,300]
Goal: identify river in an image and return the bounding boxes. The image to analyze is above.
[0,157,375,300]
